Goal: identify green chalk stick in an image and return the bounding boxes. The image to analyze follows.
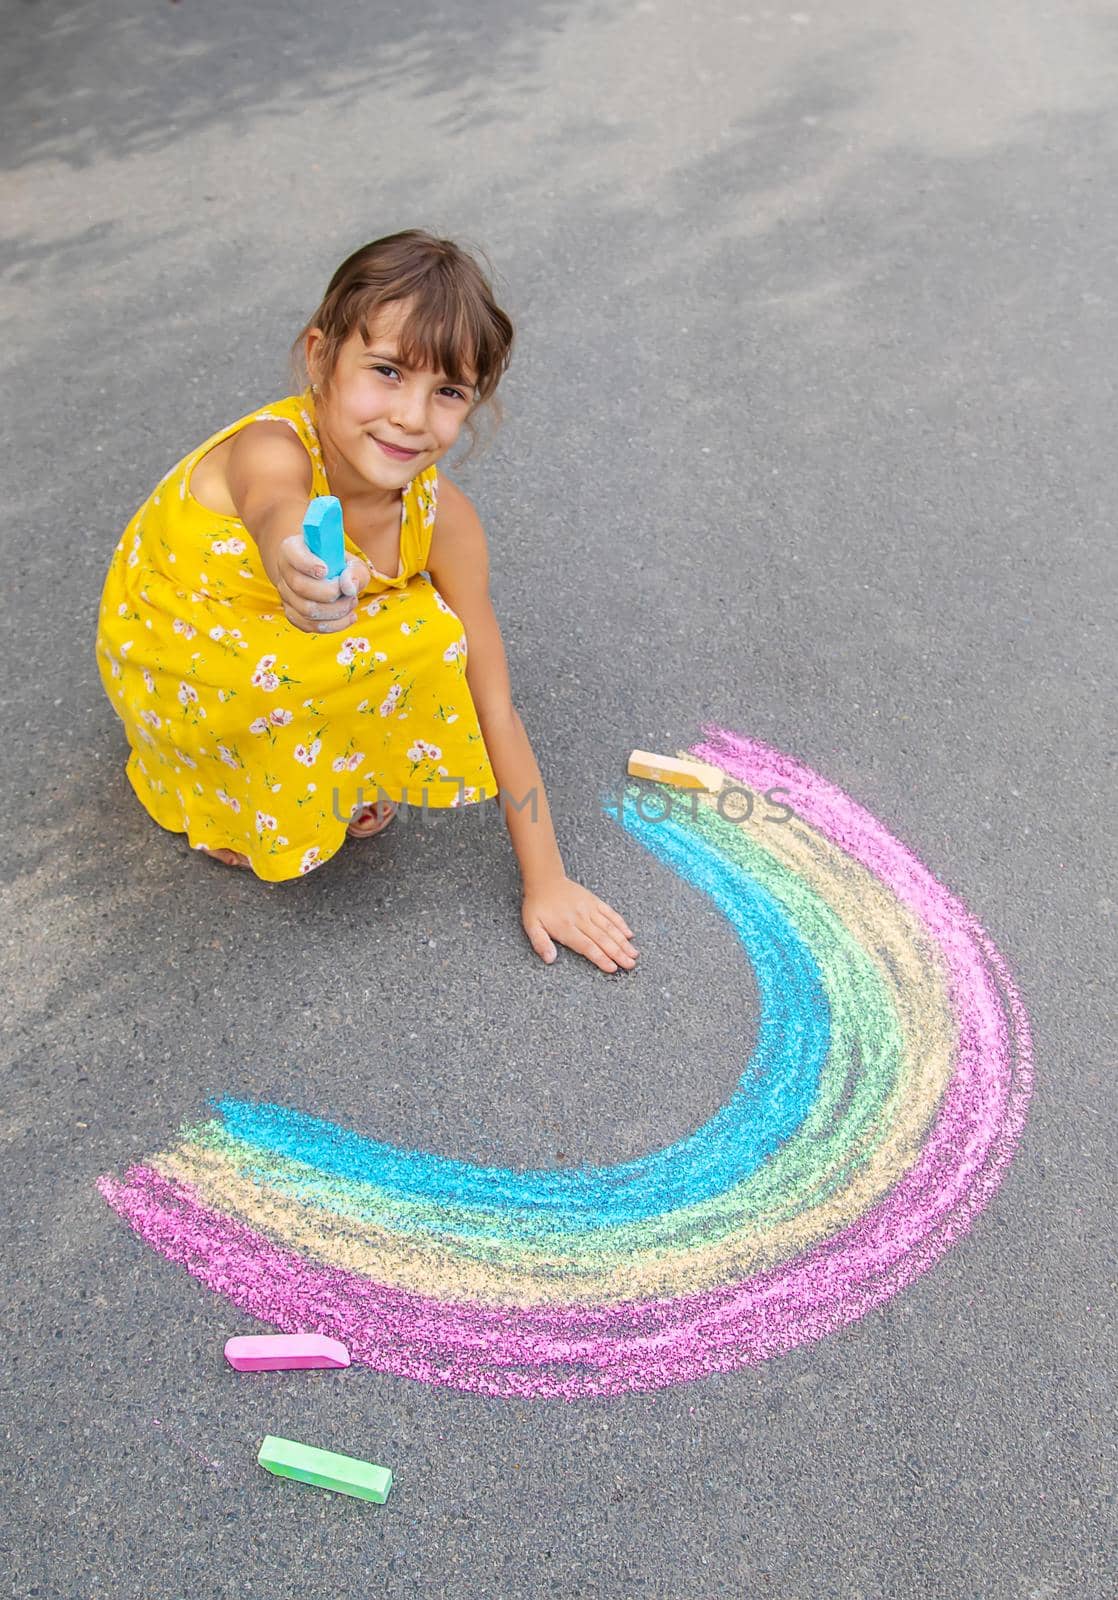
[258,1434,392,1504]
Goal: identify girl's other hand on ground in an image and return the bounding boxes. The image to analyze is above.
[273,535,371,633]
[521,876,639,974]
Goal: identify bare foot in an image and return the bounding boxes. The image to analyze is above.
[198,844,253,869]
[346,800,398,839]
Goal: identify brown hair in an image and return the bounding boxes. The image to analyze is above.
[289,229,515,465]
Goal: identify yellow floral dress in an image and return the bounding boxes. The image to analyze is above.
[94,389,497,881]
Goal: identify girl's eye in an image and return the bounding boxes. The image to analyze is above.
[373,364,467,401]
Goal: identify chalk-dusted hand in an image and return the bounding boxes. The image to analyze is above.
[521,875,639,974]
[272,535,371,634]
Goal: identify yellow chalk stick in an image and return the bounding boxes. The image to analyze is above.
[670,752,727,795]
[627,749,717,791]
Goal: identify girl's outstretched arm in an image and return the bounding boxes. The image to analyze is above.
[427,479,640,975]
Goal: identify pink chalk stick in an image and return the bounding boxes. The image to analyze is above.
[224,1333,351,1371]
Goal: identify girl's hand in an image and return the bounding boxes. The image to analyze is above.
[272,535,371,634]
[521,875,639,974]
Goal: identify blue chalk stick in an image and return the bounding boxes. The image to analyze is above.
[303,496,347,580]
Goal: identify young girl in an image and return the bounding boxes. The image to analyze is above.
[94,230,639,975]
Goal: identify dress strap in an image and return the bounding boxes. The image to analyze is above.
[250,390,331,497]
[407,466,440,573]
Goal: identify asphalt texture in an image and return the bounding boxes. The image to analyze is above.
[1,0,1115,1595]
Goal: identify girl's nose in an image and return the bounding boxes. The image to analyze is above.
[391,387,428,434]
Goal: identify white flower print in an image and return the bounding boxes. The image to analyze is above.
[216,789,241,813]
[252,652,280,692]
[255,810,278,834]
[416,477,438,530]
[337,636,370,666]
[294,739,322,767]
[249,717,270,736]
[269,708,293,726]
[173,618,198,640]
[443,636,466,663]
[407,740,443,762]
[379,683,403,718]
[142,669,155,693]
[177,682,199,706]
[331,751,365,773]
[217,744,240,769]
[173,747,197,769]
[299,845,322,874]
[139,709,162,731]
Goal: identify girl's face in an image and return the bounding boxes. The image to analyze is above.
[305,299,477,503]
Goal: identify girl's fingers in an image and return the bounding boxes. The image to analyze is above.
[565,927,620,974]
[287,569,347,604]
[281,536,333,583]
[285,594,353,625]
[567,921,636,973]
[281,570,354,617]
[283,597,356,633]
[279,544,346,602]
[595,899,634,939]
[590,908,638,958]
[339,559,371,597]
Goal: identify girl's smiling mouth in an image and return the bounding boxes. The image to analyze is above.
[373,437,422,460]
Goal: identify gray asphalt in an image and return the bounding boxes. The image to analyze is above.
[1,0,1114,1596]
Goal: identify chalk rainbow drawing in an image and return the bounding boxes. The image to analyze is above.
[98,728,1033,1400]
